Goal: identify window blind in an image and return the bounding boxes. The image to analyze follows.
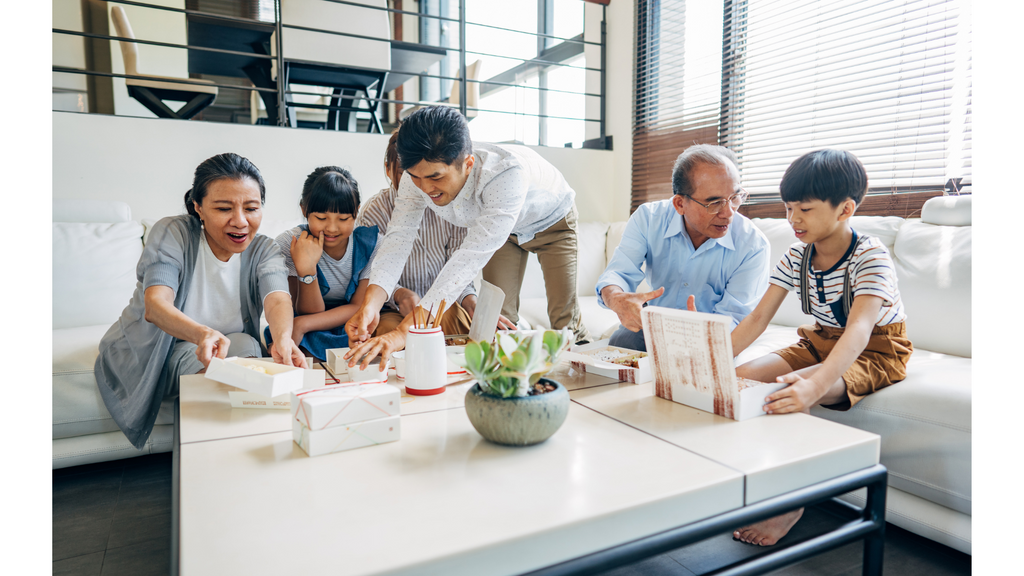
[631,0,972,211]
[720,0,972,199]
[632,0,726,213]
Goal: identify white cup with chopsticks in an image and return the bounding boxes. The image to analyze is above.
[404,301,448,395]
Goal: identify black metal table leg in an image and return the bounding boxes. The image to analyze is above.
[862,471,888,576]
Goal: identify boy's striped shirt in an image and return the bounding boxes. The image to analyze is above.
[769,233,906,328]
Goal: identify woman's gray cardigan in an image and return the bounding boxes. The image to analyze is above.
[94,215,290,449]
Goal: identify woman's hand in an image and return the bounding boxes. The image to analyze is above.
[195,327,231,368]
[271,337,308,368]
[291,230,324,277]
[393,287,420,317]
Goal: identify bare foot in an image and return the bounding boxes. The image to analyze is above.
[733,508,804,546]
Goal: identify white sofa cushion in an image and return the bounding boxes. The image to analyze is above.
[53,221,144,330]
[812,349,972,515]
[922,195,971,226]
[53,324,174,440]
[53,199,132,223]
[893,221,972,357]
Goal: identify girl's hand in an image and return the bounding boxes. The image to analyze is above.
[195,327,230,368]
[271,338,308,369]
[291,230,324,277]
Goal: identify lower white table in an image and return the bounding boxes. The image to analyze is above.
[172,364,887,576]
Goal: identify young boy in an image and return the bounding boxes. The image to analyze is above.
[724,149,913,546]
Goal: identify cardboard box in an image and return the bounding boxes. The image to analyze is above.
[292,415,400,457]
[641,306,787,421]
[291,383,401,431]
[205,357,306,398]
[565,346,653,384]
[228,391,292,410]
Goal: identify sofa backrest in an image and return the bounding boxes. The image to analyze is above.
[892,196,971,357]
[53,199,144,330]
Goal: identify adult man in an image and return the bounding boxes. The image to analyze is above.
[346,106,589,367]
[356,127,476,337]
[596,144,770,351]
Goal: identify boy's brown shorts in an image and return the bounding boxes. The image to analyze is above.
[773,322,913,411]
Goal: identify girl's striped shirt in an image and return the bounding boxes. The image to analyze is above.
[769,233,906,328]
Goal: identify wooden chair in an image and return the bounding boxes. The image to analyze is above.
[111,6,217,120]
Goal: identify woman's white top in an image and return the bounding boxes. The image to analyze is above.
[180,233,245,336]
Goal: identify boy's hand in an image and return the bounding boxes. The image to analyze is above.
[291,231,324,277]
[764,373,823,414]
[686,295,697,312]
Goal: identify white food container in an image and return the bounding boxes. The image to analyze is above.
[292,415,400,457]
[205,357,306,398]
[566,346,653,384]
[325,347,390,382]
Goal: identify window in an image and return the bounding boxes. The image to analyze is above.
[632,0,973,211]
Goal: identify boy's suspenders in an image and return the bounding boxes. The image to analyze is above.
[799,232,869,325]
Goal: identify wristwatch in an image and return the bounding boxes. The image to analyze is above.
[298,274,316,285]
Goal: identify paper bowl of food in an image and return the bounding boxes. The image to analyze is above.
[391,350,406,379]
[446,346,468,375]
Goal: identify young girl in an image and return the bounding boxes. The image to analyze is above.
[265,166,382,361]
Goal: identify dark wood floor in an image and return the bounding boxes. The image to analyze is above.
[53,453,971,575]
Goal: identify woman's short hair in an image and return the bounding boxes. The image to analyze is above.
[779,149,868,206]
[184,153,266,218]
[300,166,361,216]
[671,144,741,197]
[395,106,472,171]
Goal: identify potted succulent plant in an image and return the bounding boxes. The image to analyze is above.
[457,329,572,446]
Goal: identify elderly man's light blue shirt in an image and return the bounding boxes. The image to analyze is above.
[596,199,771,329]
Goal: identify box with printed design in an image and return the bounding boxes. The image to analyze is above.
[564,346,653,384]
[292,415,400,457]
[290,383,401,431]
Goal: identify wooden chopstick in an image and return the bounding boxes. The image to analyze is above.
[432,299,447,329]
[413,305,423,329]
[426,304,435,330]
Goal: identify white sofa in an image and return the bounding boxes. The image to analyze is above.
[52,195,971,554]
[517,195,972,555]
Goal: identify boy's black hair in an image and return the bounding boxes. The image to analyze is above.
[300,166,361,216]
[779,149,868,206]
[396,106,472,171]
[184,153,265,219]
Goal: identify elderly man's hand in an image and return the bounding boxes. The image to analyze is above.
[604,286,665,332]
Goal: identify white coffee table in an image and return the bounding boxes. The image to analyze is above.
[172,365,887,576]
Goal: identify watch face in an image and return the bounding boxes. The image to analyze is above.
[301,275,314,284]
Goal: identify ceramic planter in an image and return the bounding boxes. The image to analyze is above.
[464,378,570,446]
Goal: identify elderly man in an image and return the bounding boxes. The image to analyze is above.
[596,144,771,351]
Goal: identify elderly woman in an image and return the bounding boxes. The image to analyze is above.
[94,153,305,449]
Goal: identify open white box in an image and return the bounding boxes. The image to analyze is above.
[292,415,400,457]
[325,348,390,382]
[565,346,653,384]
[205,357,306,398]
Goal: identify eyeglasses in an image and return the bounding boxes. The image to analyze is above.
[686,190,749,214]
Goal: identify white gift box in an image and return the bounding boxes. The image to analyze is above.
[292,415,400,457]
[290,383,401,431]
[565,347,653,384]
[205,357,306,398]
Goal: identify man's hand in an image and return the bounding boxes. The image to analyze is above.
[345,303,381,345]
[604,286,665,332]
[195,327,230,368]
[291,230,324,277]
[764,373,824,414]
[271,339,309,369]
[394,287,420,317]
[462,294,516,330]
[345,329,407,372]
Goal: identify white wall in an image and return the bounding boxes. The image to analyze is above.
[603,0,635,222]
[53,111,617,224]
